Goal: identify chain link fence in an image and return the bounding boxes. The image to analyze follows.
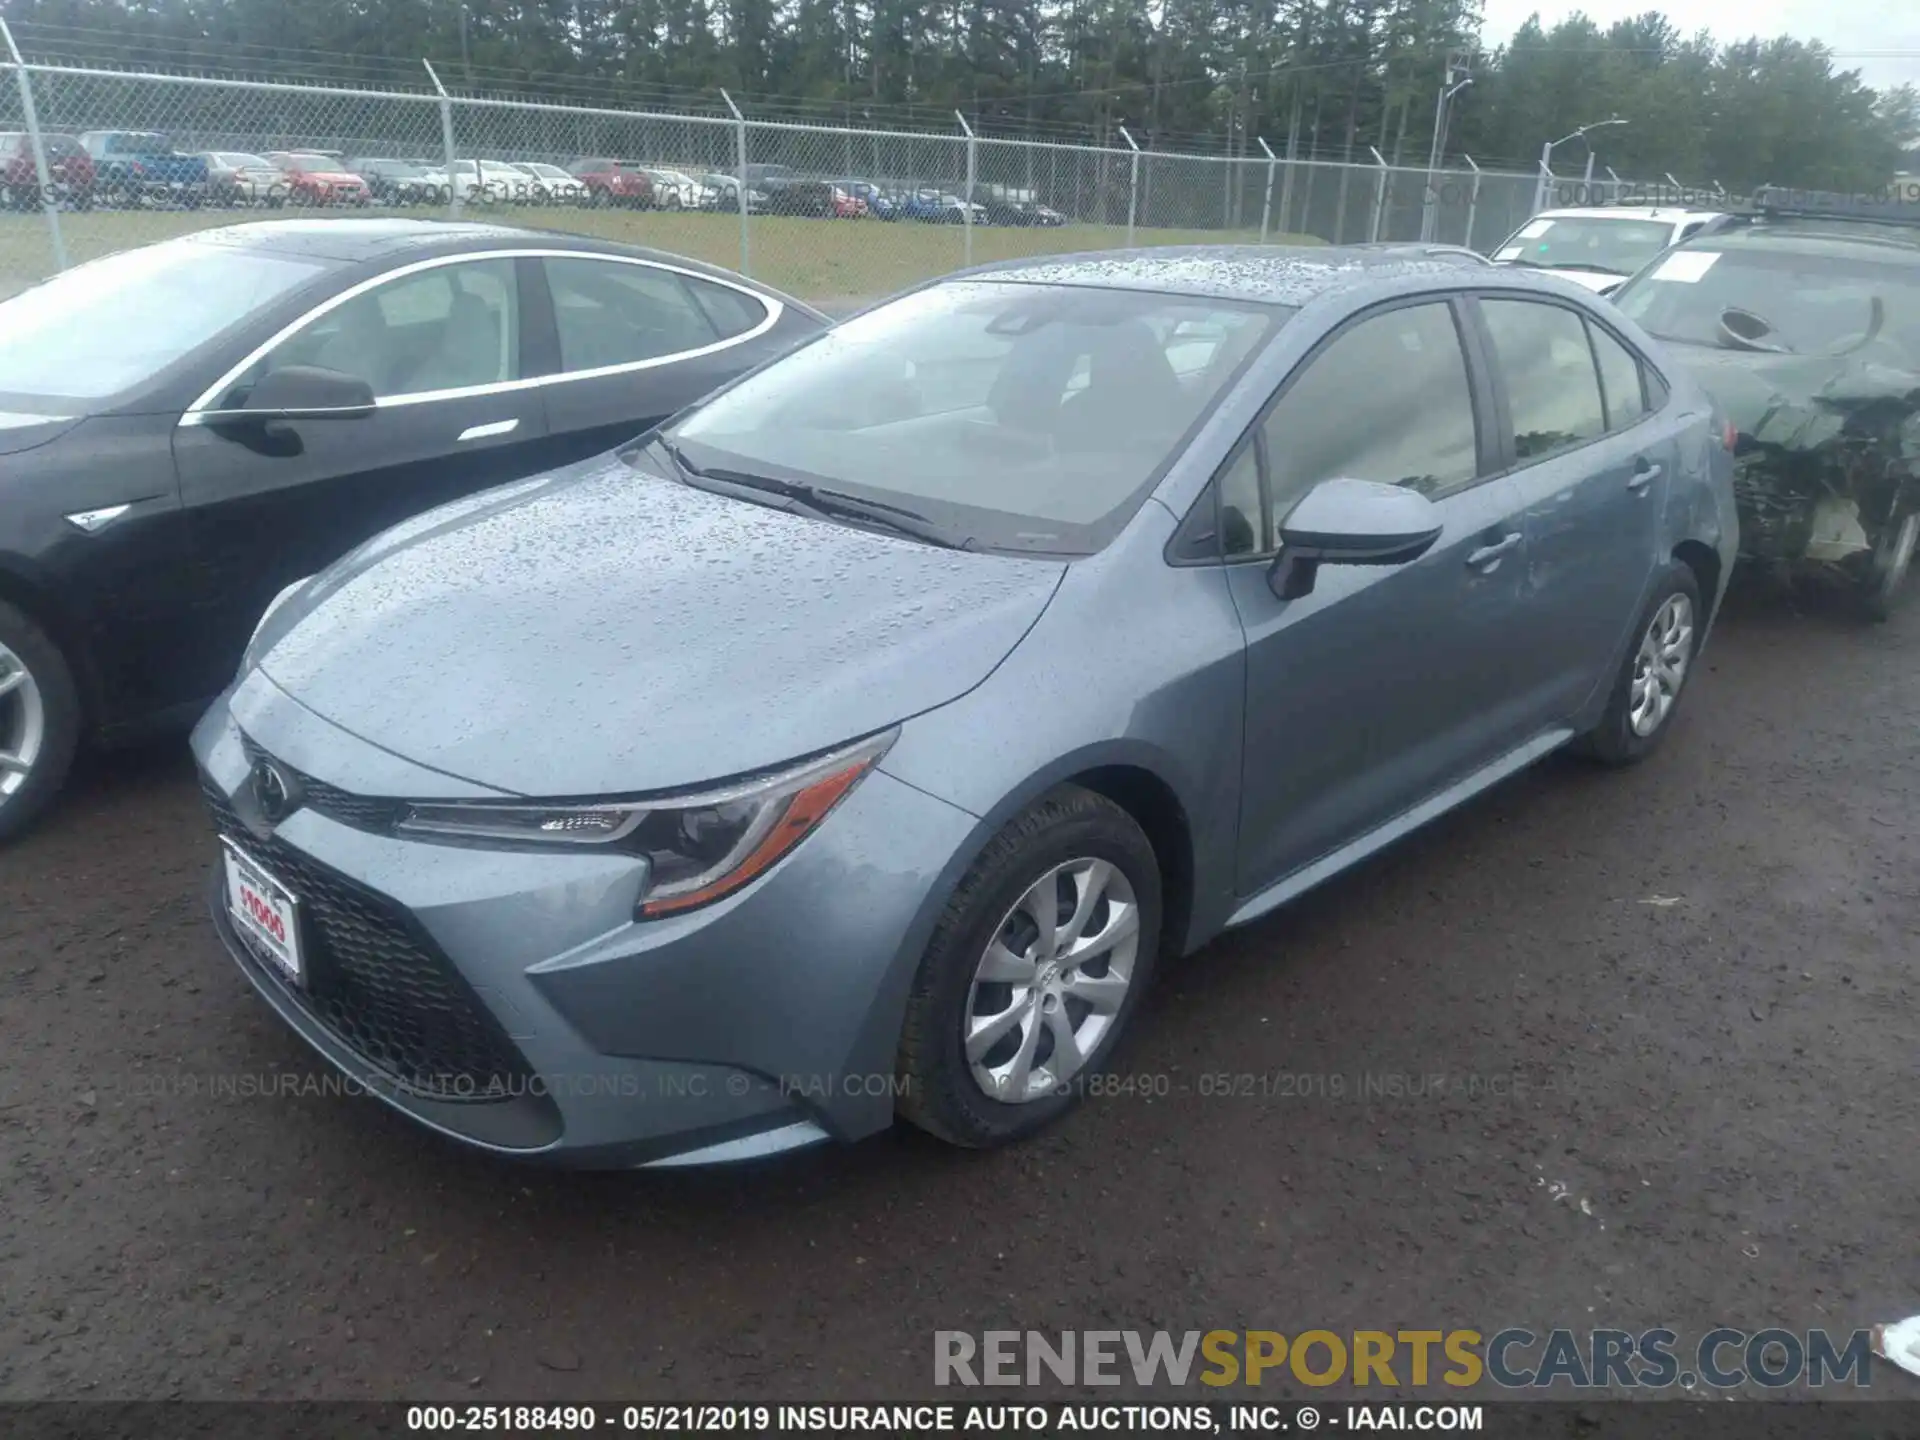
[0,33,1692,308]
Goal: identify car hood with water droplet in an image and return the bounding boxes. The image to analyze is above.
[253,455,1068,797]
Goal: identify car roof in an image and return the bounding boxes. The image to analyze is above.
[1533,206,1725,224]
[168,218,825,313]
[953,243,1491,306]
[1671,219,1920,263]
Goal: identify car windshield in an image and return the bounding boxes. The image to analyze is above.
[1496,216,1677,276]
[0,238,330,405]
[284,155,333,173]
[664,280,1278,555]
[1614,243,1920,359]
[216,152,271,168]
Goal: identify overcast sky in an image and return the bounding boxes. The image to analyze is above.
[1478,0,1920,93]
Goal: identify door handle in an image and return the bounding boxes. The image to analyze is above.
[1627,460,1663,493]
[457,418,520,443]
[1466,532,1522,569]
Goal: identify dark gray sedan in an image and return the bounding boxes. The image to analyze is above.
[0,218,825,839]
[193,246,1736,1167]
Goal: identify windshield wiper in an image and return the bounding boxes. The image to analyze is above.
[652,437,966,550]
[1537,260,1630,276]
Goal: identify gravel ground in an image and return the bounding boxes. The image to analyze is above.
[2,577,1916,1403]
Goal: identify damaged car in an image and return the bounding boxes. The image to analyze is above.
[1612,189,1920,617]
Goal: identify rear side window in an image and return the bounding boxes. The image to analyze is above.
[1587,322,1648,430]
[545,258,721,372]
[1480,298,1606,461]
[685,277,768,340]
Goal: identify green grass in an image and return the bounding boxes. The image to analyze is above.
[0,202,1321,304]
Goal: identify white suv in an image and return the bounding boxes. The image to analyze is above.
[1492,205,1730,294]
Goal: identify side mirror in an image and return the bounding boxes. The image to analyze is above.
[206,365,378,424]
[1268,478,1444,601]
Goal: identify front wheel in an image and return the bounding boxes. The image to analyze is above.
[896,786,1162,1148]
[0,601,81,845]
[1573,562,1703,766]
[1862,509,1918,622]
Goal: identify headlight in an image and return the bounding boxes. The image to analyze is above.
[397,730,897,918]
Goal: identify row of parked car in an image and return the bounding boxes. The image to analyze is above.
[0,129,1069,224]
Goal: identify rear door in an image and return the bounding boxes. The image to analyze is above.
[530,253,781,466]
[1466,294,1676,723]
[171,253,550,700]
[1222,296,1540,896]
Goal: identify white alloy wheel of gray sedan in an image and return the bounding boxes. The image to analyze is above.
[965,857,1141,1103]
[1629,592,1694,737]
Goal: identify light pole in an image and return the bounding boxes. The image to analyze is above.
[1420,60,1473,241]
[1535,117,1626,214]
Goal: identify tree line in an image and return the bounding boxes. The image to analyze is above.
[3,0,1916,189]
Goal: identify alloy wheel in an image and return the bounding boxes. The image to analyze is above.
[964,858,1141,1104]
[0,641,46,806]
[1629,592,1694,737]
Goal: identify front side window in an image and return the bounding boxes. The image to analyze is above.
[1216,442,1264,559]
[0,237,331,405]
[667,280,1277,555]
[1263,301,1480,513]
[545,259,743,372]
[1480,299,1607,462]
[247,259,520,400]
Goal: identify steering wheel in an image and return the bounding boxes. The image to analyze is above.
[1824,298,1889,358]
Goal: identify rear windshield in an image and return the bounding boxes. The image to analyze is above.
[1496,216,1678,278]
[1614,244,1920,358]
[667,280,1278,555]
[0,238,330,405]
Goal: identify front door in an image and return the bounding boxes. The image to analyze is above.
[171,254,550,700]
[1224,297,1538,896]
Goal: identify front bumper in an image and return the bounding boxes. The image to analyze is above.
[190,678,978,1167]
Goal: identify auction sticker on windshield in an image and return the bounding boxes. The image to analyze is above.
[1652,251,1721,283]
[223,839,304,985]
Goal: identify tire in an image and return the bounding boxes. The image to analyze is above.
[896,785,1163,1148]
[1861,509,1918,622]
[0,600,82,846]
[1573,561,1704,766]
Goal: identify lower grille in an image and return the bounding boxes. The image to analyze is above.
[203,777,534,1102]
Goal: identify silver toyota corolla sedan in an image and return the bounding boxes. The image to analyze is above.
[193,245,1738,1168]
